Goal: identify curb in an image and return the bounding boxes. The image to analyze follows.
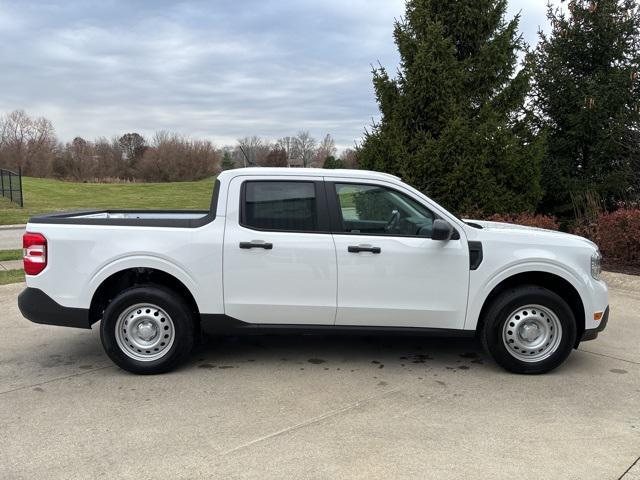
[0,224,26,231]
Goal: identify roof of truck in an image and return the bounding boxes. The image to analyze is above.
[217,167,401,182]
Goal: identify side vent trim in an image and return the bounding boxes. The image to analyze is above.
[469,241,483,270]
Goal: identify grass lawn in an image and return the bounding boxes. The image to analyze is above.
[0,269,24,285]
[0,249,22,261]
[0,176,216,225]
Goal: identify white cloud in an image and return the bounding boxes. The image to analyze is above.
[0,0,552,149]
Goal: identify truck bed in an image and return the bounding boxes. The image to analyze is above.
[27,209,214,228]
[26,179,221,228]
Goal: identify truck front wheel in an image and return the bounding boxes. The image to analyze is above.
[100,285,195,374]
[481,285,577,374]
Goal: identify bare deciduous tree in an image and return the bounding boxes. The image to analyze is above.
[0,109,57,176]
[236,136,270,167]
[262,147,288,167]
[137,131,220,182]
[340,148,358,169]
[94,137,126,180]
[118,132,146,172]
[275,136,300,166]
[296,130,316,168]
[313,133,337,167]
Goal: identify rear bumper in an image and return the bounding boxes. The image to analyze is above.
[580,305,609,342]
[18,287,92,329]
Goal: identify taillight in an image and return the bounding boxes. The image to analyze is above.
[23,232,47,275]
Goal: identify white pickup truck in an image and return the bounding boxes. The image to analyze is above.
[18,168,609,374]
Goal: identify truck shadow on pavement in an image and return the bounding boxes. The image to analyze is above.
[186,334,498,374]
[26,328,593,376]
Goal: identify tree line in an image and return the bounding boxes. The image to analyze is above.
[1,0,638,221]
[359,0,640,219]
[223,132,357,170]
[0,110,355,182]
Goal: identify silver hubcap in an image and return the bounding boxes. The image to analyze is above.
[115,303,175,362]
[502,304,562,362]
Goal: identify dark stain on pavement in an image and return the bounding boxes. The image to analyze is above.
[459,352,479,359]
[410,354,434,363]
[308,358,326,364]
[610,368,627,374]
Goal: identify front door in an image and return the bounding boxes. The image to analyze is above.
[223,176,337,325]
[327,180,469,330]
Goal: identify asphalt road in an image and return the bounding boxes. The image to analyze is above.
[0,276,639,479]
[0,226,24,250]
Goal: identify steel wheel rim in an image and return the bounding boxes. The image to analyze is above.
[115,303,175,362]
[502,304,562,362]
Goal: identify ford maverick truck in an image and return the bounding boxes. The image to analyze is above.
[18,168,609,374]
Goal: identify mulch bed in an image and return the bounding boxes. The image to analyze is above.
[603,260,640,276]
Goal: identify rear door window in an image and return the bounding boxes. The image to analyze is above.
[242,181,320,232]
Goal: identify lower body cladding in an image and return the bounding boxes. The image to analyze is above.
[17,287,476,337]
[580,306,609,341]
[18,287,608,342]
[18,287,92,329]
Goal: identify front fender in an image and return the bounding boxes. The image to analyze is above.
[465,260,590,331]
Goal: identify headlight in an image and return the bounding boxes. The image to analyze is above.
[591,250,602,280]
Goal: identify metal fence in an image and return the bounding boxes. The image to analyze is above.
[0,167,24,207]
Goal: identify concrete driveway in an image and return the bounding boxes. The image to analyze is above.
[0,225,24,250]
[0,275,638,480]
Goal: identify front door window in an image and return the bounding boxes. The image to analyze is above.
[334,183,435,236]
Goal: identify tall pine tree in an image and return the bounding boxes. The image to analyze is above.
[358,0,543,215]
[532,0,640,216]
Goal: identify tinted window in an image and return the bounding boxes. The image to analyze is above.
[334,183,435,236]
[243,181,319,231]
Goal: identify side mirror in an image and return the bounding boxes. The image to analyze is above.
[431,219,453,241]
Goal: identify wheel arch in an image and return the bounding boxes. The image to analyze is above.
[88,267,200,327]
[476,271,586,347]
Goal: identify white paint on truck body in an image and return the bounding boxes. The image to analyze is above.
[24,168,608,333]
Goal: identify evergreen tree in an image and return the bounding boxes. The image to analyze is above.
[221,151,235,170]
[322,155,344,169]
[358,0,544,215]
[532,0,640,215]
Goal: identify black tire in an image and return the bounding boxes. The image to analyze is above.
[100,285,195,374]
[481,285,577,374]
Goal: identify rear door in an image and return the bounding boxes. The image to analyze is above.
[223,175,337,325]
[327,179,470,330]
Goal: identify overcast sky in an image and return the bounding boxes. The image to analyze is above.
[0,1,550,149]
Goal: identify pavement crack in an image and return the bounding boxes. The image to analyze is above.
[578,349,640,366]
[618,455,640,480]
[0,365,114,396]
[222,388,402,456]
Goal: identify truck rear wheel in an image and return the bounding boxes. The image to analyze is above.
[481,285,577,374]
[100,285,194,374]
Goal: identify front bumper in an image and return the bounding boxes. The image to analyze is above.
[580,305,609,342]
[18,287,92,329]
